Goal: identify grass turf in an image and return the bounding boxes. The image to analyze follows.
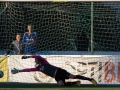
[0,83,120,90]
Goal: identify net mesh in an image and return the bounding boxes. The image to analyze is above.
[0,2,120,84]
[0,2,120,53]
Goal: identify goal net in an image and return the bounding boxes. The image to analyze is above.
[0,1,120,85]
[0,2,119,55]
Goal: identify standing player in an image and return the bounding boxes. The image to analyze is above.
[11,55,97,86]
[5,33,23,55]
[22,24,38,55]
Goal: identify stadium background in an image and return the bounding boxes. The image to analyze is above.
[0,2,120,54]
[1,2,120,89]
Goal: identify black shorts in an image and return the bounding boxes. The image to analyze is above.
[55,68,70,83]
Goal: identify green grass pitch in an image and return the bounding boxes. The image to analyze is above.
[0,83,120,90]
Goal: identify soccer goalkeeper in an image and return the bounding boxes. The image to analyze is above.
[11,55,97,86]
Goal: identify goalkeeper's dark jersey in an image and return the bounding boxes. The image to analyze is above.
[36,64,58,77]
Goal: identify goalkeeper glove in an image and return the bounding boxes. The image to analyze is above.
[21,56,30,59]
[11,68,20,74]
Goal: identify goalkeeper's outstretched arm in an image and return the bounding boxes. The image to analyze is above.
[21,55,49,64]
[21,56,32,59]
[11,68,38,74]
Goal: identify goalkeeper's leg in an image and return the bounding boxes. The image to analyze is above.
[64,80,81,86]
[69,74,97,86]
[57,80,80,86]
[75,75,97,86]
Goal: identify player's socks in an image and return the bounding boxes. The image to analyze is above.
[90,78,97,86]
[64,81,77,86]
[76,75,91,81]
[76,80,81,86]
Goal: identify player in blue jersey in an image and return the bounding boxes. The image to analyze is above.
[11,55,97,86]
[22,24,38,54]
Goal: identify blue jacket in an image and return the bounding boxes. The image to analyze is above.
[22,32,38,54]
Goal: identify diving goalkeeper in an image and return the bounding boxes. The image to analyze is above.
[11,55,97,86]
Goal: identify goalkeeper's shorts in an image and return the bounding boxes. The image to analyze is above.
[55,68,70,83]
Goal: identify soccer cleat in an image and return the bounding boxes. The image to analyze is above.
[90,78,97,86]
[76,80,81,86]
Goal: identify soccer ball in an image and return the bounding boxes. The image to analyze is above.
[0,71,4,78]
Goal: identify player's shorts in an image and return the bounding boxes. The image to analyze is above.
[55,68,70,83]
